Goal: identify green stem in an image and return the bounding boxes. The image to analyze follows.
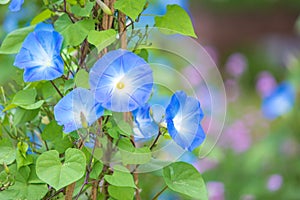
[50,81,63,98]
[151,185,168,200]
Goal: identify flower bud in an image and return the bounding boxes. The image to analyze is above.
[96,0,113,15]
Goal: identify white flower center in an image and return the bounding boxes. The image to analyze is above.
[45,58,52,67]
[173,115,182,132]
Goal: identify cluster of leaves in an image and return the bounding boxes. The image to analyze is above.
[0,0,207,199]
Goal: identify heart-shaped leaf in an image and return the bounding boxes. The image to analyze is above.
[0,138,16,165]
[36,148,86,190]
[104,165,136,188]
[163,162,207,200]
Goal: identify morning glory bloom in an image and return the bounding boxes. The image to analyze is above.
[132,104,159,141]
[9,0,24,12]
[54,88,104,133]
[89,49,153,112]
[14,23,64,82]
[165,91,205,151]
[262,82,295,120]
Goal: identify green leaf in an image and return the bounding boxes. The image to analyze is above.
[28,165,45,184]
[117,120,133,137]
[104,165,136,188]
[54,14,73,32]
[120,147,151,165]
[87,29,117,53]
[19,100,44,110]
[42,121,73,154]
[12,88,37,106]
[163,162,207,200]
[0,0,10,4]
[0,138,16,165]
[42,121,62,141]
[75,69,90,89]
[108,185,134,200]
[36,148,86,190]
[64,79,75,93]
[13,108,39,126]
[0,166,48,200]
[55,17,95,46]
[117,138,134,152]
[0,25,35,54]
[155,5,197,38]
[114,0,146,20]
[89,161,103,179]
[16,143,34,169]
[134,48,148,62]
[67,0,77,4]
[31,9,54,25]
[71,1,94,17]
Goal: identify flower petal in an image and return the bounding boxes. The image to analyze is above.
[132,104,159,140]
[54,88,104,133]
[13,23,64,82]
[90,49,153,112]
[166,91,205,151]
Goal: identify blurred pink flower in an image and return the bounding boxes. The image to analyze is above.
[196,157,219,173]
[256,71,277,97]
[221,120,252,153]
[225,79,240,102]
[241,194,256,200]
[204,45,219,65]
[267,174,283,191]
[183,65,202,86]
[207,181,225,200]
[225,53,247,78]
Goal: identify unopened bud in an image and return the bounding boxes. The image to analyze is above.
[96,0,113,15]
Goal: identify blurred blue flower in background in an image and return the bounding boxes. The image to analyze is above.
[90,49,153,112]
[262,82,295,120]
[9,0,24,12]
[0,105,4,118]
[54,88,104,133]
[165,91,205,151]
[132,103,159,141]
[14,23,64,82]
[26,131,42,154]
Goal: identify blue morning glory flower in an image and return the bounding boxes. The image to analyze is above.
[165,91,205,151]
[89,49,153,112]
[262,82,295,120]
[9,0,24,12]
[132,104,159,141]
[54,88,104,133]
[14,23,64,82]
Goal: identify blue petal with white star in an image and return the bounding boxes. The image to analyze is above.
[14,23,64,82]
[165,91,205,151]
[54,88,104,133]
[89,49,153,112]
